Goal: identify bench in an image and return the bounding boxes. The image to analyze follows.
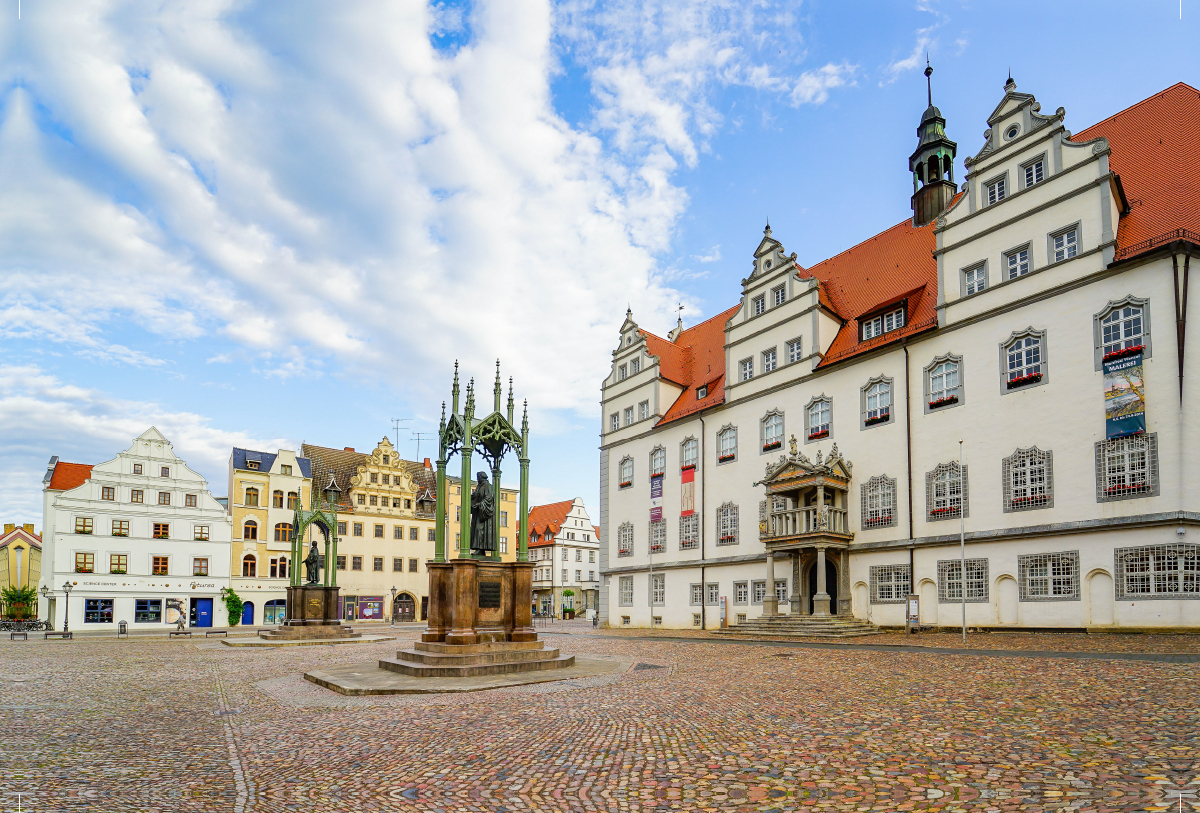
[44,631,72,640]
[205,630,228,638]
[168,630,193,638]
[10,632,28,641]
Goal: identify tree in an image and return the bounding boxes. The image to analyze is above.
[2,585,38,620]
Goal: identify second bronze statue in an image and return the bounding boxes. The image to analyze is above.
[468,471,496,554]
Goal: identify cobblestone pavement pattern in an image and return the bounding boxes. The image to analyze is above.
[1,630,1195,812]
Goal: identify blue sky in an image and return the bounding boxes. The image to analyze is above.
[0,0,1195,526]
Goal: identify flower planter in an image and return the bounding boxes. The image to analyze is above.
[807,430,829,441]
[717,455,736,463]
[717,535,736,545]
[75,568,93,574]
[928,395,959,409]
[1006,372,1042,389]
[865,515,893,527]
[110,569,127,575]
[680,464,697,472]
[864,413,890,426]
[618,481,632,489]
[1102,344,1145,362]
[112,532,128,537]
[762,442,782,452]
[929,507,960,518]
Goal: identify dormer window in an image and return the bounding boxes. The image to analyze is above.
[861,307,905,341]
[247,461,260,470]
[696,385,708,399]
[280,464,292,476]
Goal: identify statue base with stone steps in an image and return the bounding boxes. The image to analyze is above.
[383,639,573,678]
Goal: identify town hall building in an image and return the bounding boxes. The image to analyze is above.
[599,77,1200,632]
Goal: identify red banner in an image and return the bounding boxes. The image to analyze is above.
[681,467,695,516]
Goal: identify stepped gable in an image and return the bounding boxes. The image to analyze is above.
[526,500,574,545]
[1071,82,1200,258]
[300,443,367,511]
[47,462,93,491]
[640,304,740,427]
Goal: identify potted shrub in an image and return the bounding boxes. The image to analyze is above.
[561,589,575,619]
[2,585,38,621]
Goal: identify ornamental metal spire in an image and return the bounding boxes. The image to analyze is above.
[494,359,502,414]
[507,377,515,423]
[925,54,932,107]
[451,361,460,413]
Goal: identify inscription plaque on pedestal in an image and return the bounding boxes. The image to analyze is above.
[478,580,502,609]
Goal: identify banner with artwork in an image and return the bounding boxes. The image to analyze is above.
[1104,350,1146,439]
[680,468,695,516]
[650,475,663,521]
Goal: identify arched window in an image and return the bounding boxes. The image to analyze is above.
[1003,447,1053,511]
[761,412,784,451]
[242,554,257,577]
[272,490,284,508]
[927,462,968,521]
[806,398,831,440]
[680,438,698,470]
[865,380,891,422]
[274,522,293,542]
[618,457,634,488]
[717,426,737,462]
[1005,333,1043,385]
[1101,303,1144,357]
[278,556,288,578]
[617,522,634,557]
[942,154,952,181]
[927,357,961,405]
[243,519,258,540]
[245,487,259,507]
[649,447,665,477]
[717,502,739,545]
[861,475,897,529]
[915,162,925,186]
[927,155,940,182]
[287,491,299,509]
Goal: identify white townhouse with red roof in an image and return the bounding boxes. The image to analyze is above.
[526,498,601,617]
[599,75,1200,633]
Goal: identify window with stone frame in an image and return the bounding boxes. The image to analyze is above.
[784,338,804,365]
[937,558,989,602]
[1023,157,1045,188]
[733,581,748,604]
[1096,433,1159,501]
[926,462,968,521]
[651,573,665,605]
[690,584,704,605]
[1006,245,1031,279]
[762,347,778,373]
[1051,225,1078,262]
[618,457,634,489]
[649,446,666,477]
[805,397,831,441]
[761,410,784,452]
[638,400,649,421]
[1094,296,1151,368]
[717,426,737,463]
[610,413,619,432]
[775,580,788,603]
[648,519,666,554]
[624,406,634,426]
[962,263,988,296]
[1002,329,1046,390]
[1003,447,1053,512]
[870,564,910,604]
[717,502,738,546]
[679,514,699,550]
[680,437,698,470]
[1019,550,1080,601]
[772,284,786,307]
[617,522,634,557]
[751,295,766,316]
[862,376,892,427]
[925,354,963,410]
[1115,543,1200,599]
[739,357,754,381]
[751,580,767,604]
[619,576,633,606]
[706,583,719,605]
[860,475,897,529]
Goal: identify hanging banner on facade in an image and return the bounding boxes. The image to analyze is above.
[680,468,695,516]
[650,475,663,521]
[1104,351,1146,439]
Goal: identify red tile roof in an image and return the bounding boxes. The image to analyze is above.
[637,83,1196,427]
[48,462,93,491]
[1071,82,1200,260]
[526,500,575,544]
[0,526,42,550]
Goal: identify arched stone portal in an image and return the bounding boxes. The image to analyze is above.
[394,592,417,622]
[807,560,840,615]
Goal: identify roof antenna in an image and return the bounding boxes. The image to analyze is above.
[924,55,933,108]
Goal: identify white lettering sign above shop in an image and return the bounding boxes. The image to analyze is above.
[80,581,119,588]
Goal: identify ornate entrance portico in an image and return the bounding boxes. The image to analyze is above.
[757,438,854,617]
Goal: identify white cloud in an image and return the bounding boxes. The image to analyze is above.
[882,36,931,86]
[0,364,290,524]
[691,245,721,263]
[790,62,859,106]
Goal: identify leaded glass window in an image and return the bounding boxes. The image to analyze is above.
[617,522,633,557]
[861,475,896,529]
[1115,544,1200,599]
[1019,551,1079,601]
[938,558,989,602]
[1003,447,1052,511]
[870,564,909,604]
[1102,304,1144,356]
[649,519,666,554]
[1096,434,1158,501]
[927,462,967,520]
[679,515,699,550]
[717,503,738,546]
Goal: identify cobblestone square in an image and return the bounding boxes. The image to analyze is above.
[1,629,1195,812]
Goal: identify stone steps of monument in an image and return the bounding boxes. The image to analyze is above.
[380,653,575,678]
[397,646,563,666]
[715,616,880,639]
[258,625,359,640]
[415,640,545,655]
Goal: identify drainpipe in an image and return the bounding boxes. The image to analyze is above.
[903,339,916,594]
[699,415,706,630]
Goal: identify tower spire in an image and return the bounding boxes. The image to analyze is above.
[925,54,932,107]
[909,60,957,228]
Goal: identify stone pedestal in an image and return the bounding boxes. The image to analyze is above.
[258,584,359,641]
[762,597,779,617]
[422,559,535,645]
[812,593,832,616]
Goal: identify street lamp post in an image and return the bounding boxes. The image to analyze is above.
[61,581,72,633]
[390,586,397,627]
[959,440,966,646]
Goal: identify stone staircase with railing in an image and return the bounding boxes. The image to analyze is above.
[715,614,880,639]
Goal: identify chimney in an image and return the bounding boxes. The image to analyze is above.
[424,458,432,469]
[23,524,34,534]
[344,447,355,452]
[3,524,13,534]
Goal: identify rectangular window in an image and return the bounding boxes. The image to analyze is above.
[861,307,905,340]
[394,526,403,539]
[373,557,384,572]
[1006,335,1042,383]
[928,359,961,404]
[772,285,786,307]
[369,495,378,506]
[751,580,767,604]
[1115,543,1200,598]
[194,525,210,541]
[963,264,987,295]
[75,552,94,573]
[1097,434,1158,501]
[110,554,127,573]
[75,517,93,535]
[631,358,640,374]
[394,557,403,572]
[618,523,634,556]
[610,413,620,432]
[624,407,634,426]
[937,558,989,602]
[618,363,628,380]
[739,358,753,381]
[787,338,804,364]
[717,504,738,545]
[133,464,143,475]
[706,583,719,605]
[762,347,777,373]
[1101,303,1145,357]
[870,564,910,603]
[733,581,748,604]
[410,558,419,572]
[158,491,171,506]
[353,522,363,537]
[374,524,384,538]
[152,556,169,576]
[500,511,508,527]
[112,520,129,537]
[280,464,292,476]
[153,523,169,539]
[357,494,366,505]
[1019,551,1080,601]
[410,527,419,541]
[1053,228,1078,262]
[649,520,666,554]
[752,295,766,316]
[861,476,896,529]
[101,486,115,501]
[336,555,346,570]
[690,584,703,606]
[775,580,788,603]
[134,599,161,623]
[619,576,634,606]
[193,558,209,576]
[1005,448,1052,511]
[131,489,143,503]
[679,514,699,550]
[369,473,378,484]
[428,529,436,542]
[638,400,649,421]
[807,400,831,439]
[986,176,1006,205]
[651,573,665,605]
[928,463,967,520]
[1024,159,1044,187]
[1006,247,1030,279]
[352,556,363,571]
[84,598,114,623]
[337,521,347,536]
[590,551,596,563]
[161,466,170,478]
